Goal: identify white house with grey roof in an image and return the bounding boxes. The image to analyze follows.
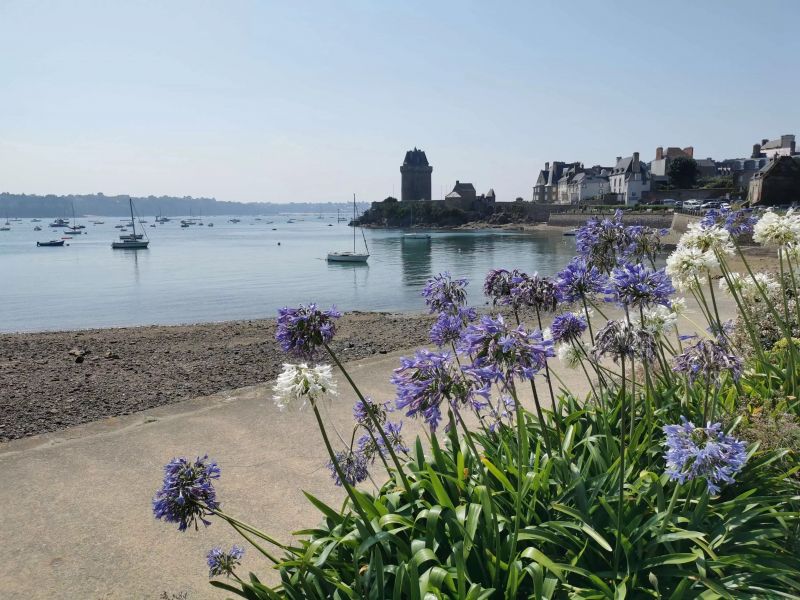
[609,152,650,205]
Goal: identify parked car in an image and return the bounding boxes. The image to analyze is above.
[701,201,721,209]
[662,198,677,206]
[683,199,701,209]
[720,202,731,210]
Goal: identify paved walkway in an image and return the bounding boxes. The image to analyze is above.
[0,346,595,600]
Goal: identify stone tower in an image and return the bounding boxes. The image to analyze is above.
[400,148,433,201]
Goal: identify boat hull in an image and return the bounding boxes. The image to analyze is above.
[327,252,369,263]
[37,240,65,247]
[111,241,149,249]
[403,233,431,240]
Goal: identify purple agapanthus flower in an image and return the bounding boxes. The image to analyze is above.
[276,303,341,358]
[327,449,369,487]
[554,257,609,304]
[663,418,748,495]
[701,208,758,237]
[392,349,486,431]
[575,210,629,272]
[358,420,409,461]
[607,263,674,308]
[484,268,515,305]
[422,272,469,314]
[621,225,667,262]
[510,272,559,313]
[593,319,655,363]
[353,397,390,430]
[429,306,477,347]
[206,545,244,578]
[462,314,554,382]
[672,338,743,384]
[153,455,221,532]
[550,312,588,343]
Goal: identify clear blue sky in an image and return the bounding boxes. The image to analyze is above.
[1,1,797,203]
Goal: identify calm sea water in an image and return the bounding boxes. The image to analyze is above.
[0,216,577,332]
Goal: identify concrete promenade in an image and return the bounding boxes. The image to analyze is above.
[0,347,594,600]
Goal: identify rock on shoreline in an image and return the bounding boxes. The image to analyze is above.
[0,312,434,442]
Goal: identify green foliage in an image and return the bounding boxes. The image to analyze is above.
[218,390,800,598]
[698,176,734,190]
[667,157,699,189]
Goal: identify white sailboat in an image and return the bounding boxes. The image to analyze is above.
[112,198,149,249]
[327,195,369,263]
[403,202,431,240]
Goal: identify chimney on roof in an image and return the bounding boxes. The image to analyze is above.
[545,162,550,170]
[762,139,769,146]
[656,147,663,160]
[632,152,640,172]
[684,146,694,158]
[791,141,797,155]
[616,156,622,163]
[752,143,762,158]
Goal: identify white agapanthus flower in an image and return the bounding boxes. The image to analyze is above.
[670,297,688,316]
[556,341,585,369]
[636,304,678,336]
[719,272,779,303]
[752,209,800,247]
[665,246,719,291]
[784,243,800,262]
[272,363,337,411]
[679,222,734,255]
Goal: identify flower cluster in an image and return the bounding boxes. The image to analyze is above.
[665,246,718,291]
[607,262,674,308]
[575,210,627,272]
[462,315,554,382]
[327,450,369,487]
[679,221,735,255]
[429,306,477,347]
[719,272,779,304]
[554,257,609,303]
[276,304,341,358]
[550,311,587,344]
[635,304,679,337]
[392,350,485,431]
[556,341,587,369]
[672,337,743,383]
[422,272,469,314]
[509,272,559,313]
[153,455,221,532]
[593,319,655,363]
[701,208,758,237]
[272,363,337,411]
[483,268,516,305]
[620,225,668,263]
[358,420,409,461]
[752,209,800,247]
[206,545,244,578]
[663,418,748,495]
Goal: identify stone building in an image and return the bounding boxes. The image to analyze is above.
[532,161,581,203]
[444,181,496,211]
[609,152,650,205]
[754,135,797,160]
[400,148,433,201]
[649,146,695,177]
[748,156,800,206]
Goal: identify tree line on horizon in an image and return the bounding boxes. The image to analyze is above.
[0,193,366,218]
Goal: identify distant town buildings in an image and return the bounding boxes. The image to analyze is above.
[444,180,496,210]
[400,148,432,201]
[609,152,650,205]
[650,146,694,177]
[755,135,796,159]
[532,161,581,203]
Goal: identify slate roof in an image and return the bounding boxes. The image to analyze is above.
[403,148,429,167]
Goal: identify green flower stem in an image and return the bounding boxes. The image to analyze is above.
[614,356,627,576]
[506,381,528,593]
[535,307,563,440]
[323,342,412,496]
[655,482,682,539]
[211,508,291,557]
[310,400,374,528]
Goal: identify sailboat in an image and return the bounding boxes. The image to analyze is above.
[112,198,149,249]
[403,203,431,240]
[327,195,369,263]
[0,213,10,231]
[65,202,85,235]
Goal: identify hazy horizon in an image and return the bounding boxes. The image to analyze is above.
[1,1,798,203]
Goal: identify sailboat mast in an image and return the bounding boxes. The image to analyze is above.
[130,198,137,237]
[352,194,356,253]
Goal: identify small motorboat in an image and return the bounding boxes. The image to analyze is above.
[49,218,69,228]
[562,229,578,237]
[0,226,10,231]
[34,226,42,231]
[207,223,214,227]
[37,240,65,247]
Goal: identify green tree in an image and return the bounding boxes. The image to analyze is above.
[668,156,699,188]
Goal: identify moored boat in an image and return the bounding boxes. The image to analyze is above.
[37,240,65,247]
[327,194,369,263]
[112,198,149,249]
